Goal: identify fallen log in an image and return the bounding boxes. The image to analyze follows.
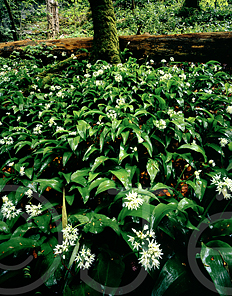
[0,32,232,66]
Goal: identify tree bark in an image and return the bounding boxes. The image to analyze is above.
[3,0,18,41]
[46,0,59,39]
[88,0,121,64]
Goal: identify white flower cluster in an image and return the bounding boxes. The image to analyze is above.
[106,109,117,120]
[33,124,43,135]
[115,74,122,82]
[116,98,126,106]
[48,117,57,127]
[93,69,104,77]
[219,138,228,147]
[128,225,162,271]
[209,159,216,167]
[154,119,166,130]
[179,73,186,80]
[167,108,182,118]
[226,106,232,114]
[75,245,95,270]
[1,195,22,220]
[25,189,33,198]
[20,166,25,176]
[57,91,64,98]
[160,73,172,80]
[123,191,144,210]
[54,224,79,256]
[95,80,103,86]
[130,147,138,153]
[211,174,232,199]
[194,170,202,180]
[56,126,65,133]
[25,203,43,218]
[0,136,14,145]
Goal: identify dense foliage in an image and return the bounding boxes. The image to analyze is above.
[1,0,232,42]
[0,47,232,295]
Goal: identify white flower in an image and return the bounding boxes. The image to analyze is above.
[124,191,144,210]
[209,159,216,167]
[226,106,232,114]
[25,189,33,198]
[1,198,22,220]
[84,73,91,78]
[17,116,21,122]
[45,103,51,109]
[51,85,56,91]
[179,73,186,80]
[161,59,166,63]
[106,109,117,119]
[56,126,65,133]
[211,174,232,199]
[115,74,122,82]
[70,85,75,89]
[62,52,66,56]
[186,82,190,87]
[170,57,174,62]
[57,91,63,98]
[95,80,103,86]
[130,147,138,153]
[71,54,77,59]
[75,245,95,270]
[86,63,91,68]
[194,170,202,180]
[62,224,79,245]
[48,117,57,127]
[33,124,43,135]
[53,56,57,59]
[2,195,8,203]
[38,111,43,117]
[20,166,25,176]
[219,138,228,147]
[116,98,125,106]
[8,162,14,167]
[138,136,144,143]
[192,97,195,102]
[154,119,166,130]
[56,85,61,90]
[25,203,42,218]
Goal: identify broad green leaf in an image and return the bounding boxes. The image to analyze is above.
[63,151,73,166]
[77,186,90,204]
[118,203,156,224]
[83,213,120,235]
[76,120,88,139]
[151,256,192,296]
[91,156,109,172]
[195,178,207,201]
[95,180,116,196]
[0,222,10,234]
[118,144,129,164]
[147,158,160,184]
[66,194,75,206]
[69,214,89,224]
[96,251,125,291]
[83,145,98,161]
[68,136,81,151]
[177,198,203,214]
[35,178,63,193]
[71,169,89,186]
[0,237,41,259]
[110,168,131,190]
[178,144,207,162]
[33,213,51,234]
[151,202,178,229]
[205,143,224,157]
[200,242,232,296]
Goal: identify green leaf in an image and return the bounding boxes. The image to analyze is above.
[68,136,81,152]
[66,194,75,206]
[200,242,232,296]
[77,186,90,204]
[0,237,41,259]
[83,213,120,235]
[118,144,129,164]
[91,156,109,172]
[205,143,224,157]
[195,178,207,201]
[110,168,131,190]
[71,169,89,186]
[96,250,125,291]
[151,256,192,296]
[69,214,89,224]
[95,180,116,196]
[33,213,51,234]
[35,178,63,193]
[0,222,10,234]
[177,198,203,214]
[76,120,88,139]
[147,159,159,184]
[178,144,207,162]
[83,145,98,161]
[118,203,156,224]
[63,151,73,166]
[151,202,178,229]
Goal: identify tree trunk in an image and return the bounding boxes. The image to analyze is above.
[3,0,18,41]
[46,0,59,39]
[182,0,200,9]
[88,0,121,64]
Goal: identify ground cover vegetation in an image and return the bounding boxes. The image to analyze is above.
[1,0,232,295]
[0,47,232,295]
[0,0,232,42]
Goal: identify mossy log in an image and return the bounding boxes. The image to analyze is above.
[1,32,232,66]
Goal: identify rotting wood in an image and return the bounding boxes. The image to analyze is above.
[0,32,232,66]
